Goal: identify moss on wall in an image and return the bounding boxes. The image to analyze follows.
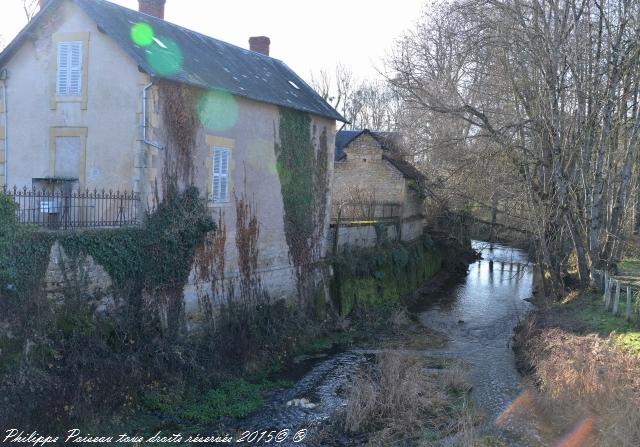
[331,234,443,315]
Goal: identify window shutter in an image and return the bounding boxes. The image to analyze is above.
[212,148,230,203]
[57,41,83,96]
[56,42,70,96]
[69,42,82,96]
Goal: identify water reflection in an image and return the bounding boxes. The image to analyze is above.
[417,241,539,444]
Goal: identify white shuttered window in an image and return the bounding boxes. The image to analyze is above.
[212,147,230,203]
[56,41,83,96]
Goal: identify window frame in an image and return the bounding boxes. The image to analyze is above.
[56,41,83,97]
[206,135,235,207]
[49,127,88,188]
[50,32,90,110]
[212,146,231,204]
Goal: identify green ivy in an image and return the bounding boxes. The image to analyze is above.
[275,108,315,246]
[0,193,54,296]
[0,187,214,302]
[60,186,214,293]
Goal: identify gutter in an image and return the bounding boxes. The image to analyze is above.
[1,69,8,184]
[142,82,163,150]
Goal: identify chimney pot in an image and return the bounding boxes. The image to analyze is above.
[249,36,271,56]
[138,0,166,19]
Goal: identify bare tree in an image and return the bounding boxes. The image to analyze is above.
[22,0,39,22]
[310,66,399,131]
[388,0,640,296]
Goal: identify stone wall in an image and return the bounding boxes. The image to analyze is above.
[331,133,426,251]
[333,133,405,207]
[43,241,115,312]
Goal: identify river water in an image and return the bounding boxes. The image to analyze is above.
[415,240,543,445]
[226,241,540,446]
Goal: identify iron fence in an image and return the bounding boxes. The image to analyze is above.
[332,201,402,223]
[2,185,141,229]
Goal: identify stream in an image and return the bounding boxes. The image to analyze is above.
[223,241,541,446]
[414,240,543,445]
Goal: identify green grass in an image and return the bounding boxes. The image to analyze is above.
[619,258,640,277]
[561,293,640,354]
[141,378,292,425]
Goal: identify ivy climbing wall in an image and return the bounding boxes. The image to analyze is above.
[144,87,336,313]
[274,108,333,303]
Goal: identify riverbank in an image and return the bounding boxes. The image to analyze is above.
[513,291,640,445]
[59,238,477,443]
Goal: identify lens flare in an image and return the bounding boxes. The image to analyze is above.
[130,22,154,47]
[555,418,594,447]
[145,37,183,76]
[496,390,534,427]
[197,90,239,132]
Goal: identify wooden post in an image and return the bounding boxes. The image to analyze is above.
[613,280,621,315]
[603,272,609,303]
[626,286,633,321]
[605,278,612,308]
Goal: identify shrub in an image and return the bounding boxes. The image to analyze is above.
[529,328,640,446]
[343,351,446,437]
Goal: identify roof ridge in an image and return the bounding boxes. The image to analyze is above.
[1,0,344,121]
[82,0,283,64]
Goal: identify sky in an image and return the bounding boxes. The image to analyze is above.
[0,0,426,83]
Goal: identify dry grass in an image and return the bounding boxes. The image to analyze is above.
[341,350,485,446]
[529,328,640,446]
[390,307,412,329]
[443,364,471,395]
[344,350,445,437]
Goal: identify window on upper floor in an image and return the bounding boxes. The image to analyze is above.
[212,147,231,203]
[56,41,83,97]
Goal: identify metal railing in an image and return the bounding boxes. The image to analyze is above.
[2,185,141,229]
[332,201,402,223]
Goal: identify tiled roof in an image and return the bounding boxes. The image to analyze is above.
[0,0,345,122]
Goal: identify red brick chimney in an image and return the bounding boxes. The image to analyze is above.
[249,36,270,56]
[139,0,166,19]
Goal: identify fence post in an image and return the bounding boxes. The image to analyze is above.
[613,280,621,315]
[605,278,612,308]
[603,272,609,303]
[626,286,632,321]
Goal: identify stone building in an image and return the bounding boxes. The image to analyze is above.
[0,0,344,313]
[331,129,426,250]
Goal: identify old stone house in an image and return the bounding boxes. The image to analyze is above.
[331,129,426,250]
[0,0,344,313]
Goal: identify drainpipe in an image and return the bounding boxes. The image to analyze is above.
[1,69,8,184]
[142,82,163,150]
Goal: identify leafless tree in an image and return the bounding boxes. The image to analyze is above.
[310,66,399,131]
[22,0,39,22]
[388,0,640,296]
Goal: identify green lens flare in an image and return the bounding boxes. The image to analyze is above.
[146,37,183,76]
[197,90,239,132]
[130,22,154,47]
